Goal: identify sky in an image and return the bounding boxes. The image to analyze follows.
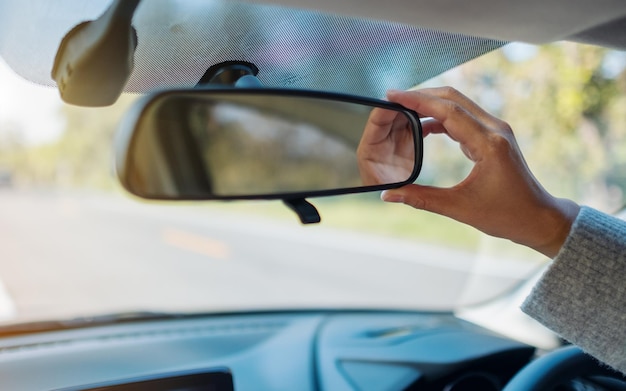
[0,58,64,146]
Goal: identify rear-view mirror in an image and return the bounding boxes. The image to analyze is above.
[115,89,422,200]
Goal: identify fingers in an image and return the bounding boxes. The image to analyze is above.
[420,117,453,139]
[388,87,499,125]
[386,89,481,148]
[367,106,400,127]
[381,184,460,219]
[418,87,499,124]
[362,107,400,144]
[387,87,509,161]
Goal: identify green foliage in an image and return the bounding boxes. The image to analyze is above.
[0,94,137,189]
[425,43,626,211]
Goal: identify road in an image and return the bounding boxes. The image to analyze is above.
[0,189,542,324]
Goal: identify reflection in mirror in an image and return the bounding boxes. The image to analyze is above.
[118,91,421,199]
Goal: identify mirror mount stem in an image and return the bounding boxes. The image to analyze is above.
[283,199,322,225]
[196,61,262,88]
[234,75,263,88]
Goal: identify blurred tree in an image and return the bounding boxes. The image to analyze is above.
[0,120,25,152]
[423,43,626,211]
[52,94,137,188]
[0,94,136,188]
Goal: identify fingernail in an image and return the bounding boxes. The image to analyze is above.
[381,190,404,203]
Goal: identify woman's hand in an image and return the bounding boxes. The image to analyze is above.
[381,87,580,258]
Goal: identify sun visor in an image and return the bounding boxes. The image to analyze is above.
[0,0,505,100]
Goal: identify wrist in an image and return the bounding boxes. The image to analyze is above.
[532,198,580,258]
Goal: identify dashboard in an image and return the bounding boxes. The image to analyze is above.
[0,311,535,390]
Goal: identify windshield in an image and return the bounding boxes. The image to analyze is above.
[0,1,625,326]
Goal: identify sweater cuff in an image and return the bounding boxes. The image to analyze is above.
[521,206,626,373]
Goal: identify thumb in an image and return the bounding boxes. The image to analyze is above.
[381,184,459,218]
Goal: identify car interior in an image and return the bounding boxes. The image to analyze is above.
[0,0,626,390]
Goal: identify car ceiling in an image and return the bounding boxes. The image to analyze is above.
[249,0,626,49]
[0,0,624,102]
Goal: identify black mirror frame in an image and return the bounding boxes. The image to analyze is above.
[115,87,423,201]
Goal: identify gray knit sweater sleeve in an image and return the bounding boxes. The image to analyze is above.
[521,206,626,373]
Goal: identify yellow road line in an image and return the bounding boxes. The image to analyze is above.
[161,228,230,260]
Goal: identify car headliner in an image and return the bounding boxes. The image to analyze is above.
[250,0,626,49]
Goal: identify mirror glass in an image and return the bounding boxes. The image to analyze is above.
[117,90,421,199]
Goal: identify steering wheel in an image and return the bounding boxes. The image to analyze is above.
[503,345,625,391]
